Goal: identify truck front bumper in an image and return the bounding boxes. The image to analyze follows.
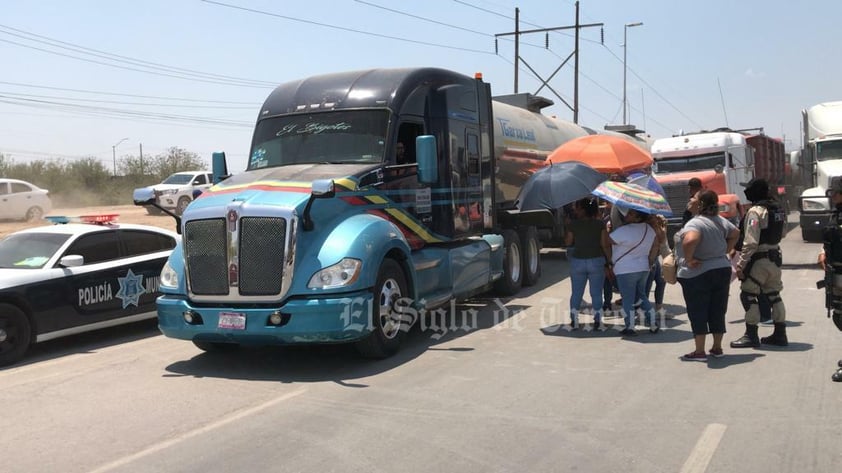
[156,290,375,345]
[800,211,832,234]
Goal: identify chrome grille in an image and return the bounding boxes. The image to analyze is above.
[184,219,229,295]
[239,217,286,296]
[660,181,690,215]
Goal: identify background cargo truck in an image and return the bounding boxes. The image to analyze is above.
[651,128,786,243]
[135,67,604,358]
[796,101,842,242]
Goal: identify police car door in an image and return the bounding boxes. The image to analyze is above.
[116,229,176,313]
[60,231,131,328]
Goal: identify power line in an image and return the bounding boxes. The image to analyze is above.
[200,0,495,55]
[0,24,276,87]
[0,91,257,110]
[0,80,262,105]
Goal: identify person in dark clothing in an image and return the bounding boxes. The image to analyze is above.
[682,177,703,225]
[565,198,611,330]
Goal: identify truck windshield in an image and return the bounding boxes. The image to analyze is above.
[247,110,389,170]
[162,174,194,185]
[654,152,726,174]
[817,139,842,161]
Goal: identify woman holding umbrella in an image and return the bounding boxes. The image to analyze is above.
[609,206,660,335]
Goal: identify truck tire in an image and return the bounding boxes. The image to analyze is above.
[176,196,191,216]
[0,303,32,367]
[519,226,541,287]
[494,229,523,296]
[355,258,410,359]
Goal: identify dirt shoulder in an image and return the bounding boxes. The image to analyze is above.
[0,205,178,238]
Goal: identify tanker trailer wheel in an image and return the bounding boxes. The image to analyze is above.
[494,229,523,296]
[355,258,410,359]
[519,226,541,287]
[0,303,32,367]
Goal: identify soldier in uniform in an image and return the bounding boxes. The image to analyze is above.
[817,177,842,382]
[731,178,789,348]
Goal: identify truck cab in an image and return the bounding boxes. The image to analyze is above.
[651,131,752,239]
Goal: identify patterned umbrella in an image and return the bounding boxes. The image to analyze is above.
[592,180,672,216]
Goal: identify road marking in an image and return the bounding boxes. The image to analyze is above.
[87,388,307,473]
[679,423,727,473]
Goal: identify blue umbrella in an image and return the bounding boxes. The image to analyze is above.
[628,171,667,198]
[515,161,606,211]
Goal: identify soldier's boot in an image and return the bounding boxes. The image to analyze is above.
[730,323,760,348]
[760,322,788,346]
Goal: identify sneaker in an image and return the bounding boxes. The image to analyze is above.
[649,324,660,334]
[682,351,708,362]
[592,321,605,332]
[708,348,724,358]
[619,328,637,336]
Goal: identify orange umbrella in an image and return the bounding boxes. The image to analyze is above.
[546,134,653,174]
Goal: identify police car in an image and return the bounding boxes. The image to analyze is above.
[0,215,178,366]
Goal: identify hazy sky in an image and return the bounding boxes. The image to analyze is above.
[1,0,838,172]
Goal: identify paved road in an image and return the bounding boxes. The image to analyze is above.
[2,215,841,473]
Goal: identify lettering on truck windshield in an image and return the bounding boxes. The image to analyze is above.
[654,152,726,174]
[248,110,389,169]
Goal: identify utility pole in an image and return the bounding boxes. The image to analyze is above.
[495,1,602,123]
[112,137,128,177]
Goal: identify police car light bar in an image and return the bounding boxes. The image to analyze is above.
[45,214,120,225]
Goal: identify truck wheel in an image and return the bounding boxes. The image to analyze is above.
[176,196,191,216]
[0,304,32,367]
[355,259,409,359]
[494,229,523,296]
[192,340,240,352]
[519,226,541,287]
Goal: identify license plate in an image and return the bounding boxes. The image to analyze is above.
[218,312,246,330]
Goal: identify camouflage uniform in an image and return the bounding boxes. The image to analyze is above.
[731,179,788,348]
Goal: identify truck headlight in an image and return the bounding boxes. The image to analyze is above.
[802,199,830,211]
[162,189,178,195]
[308,258,362,289]
[160,261,178,288]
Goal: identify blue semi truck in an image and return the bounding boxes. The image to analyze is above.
[134,67,592,357]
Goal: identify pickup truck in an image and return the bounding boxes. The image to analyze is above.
[141,171,213,216]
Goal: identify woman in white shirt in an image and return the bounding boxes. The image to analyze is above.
[608,206,660,335]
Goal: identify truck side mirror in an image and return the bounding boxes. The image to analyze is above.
[416,135,437,184]
[212,151,230,184]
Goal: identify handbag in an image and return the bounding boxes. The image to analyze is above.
[608,225,649,280]
[661,251,678,284]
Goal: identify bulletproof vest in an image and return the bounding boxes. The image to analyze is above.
[824,209,842,265]
[757,201,785,245]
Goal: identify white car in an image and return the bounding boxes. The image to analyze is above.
[0,178,52,221]
[0,215,178,366]
[144,171,213,216]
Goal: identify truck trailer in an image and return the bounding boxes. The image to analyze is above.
[134,67,599,358]
[797,101,842,242]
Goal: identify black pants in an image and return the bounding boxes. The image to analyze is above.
[678,267,731,335]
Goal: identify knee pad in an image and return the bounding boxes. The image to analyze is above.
[765,291,783,305]
[740,291,759,311]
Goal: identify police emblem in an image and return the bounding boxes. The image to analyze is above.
[116,269,146,308]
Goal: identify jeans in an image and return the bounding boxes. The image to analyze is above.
[615,270,654,330]
[678,267,731,335]
[645,260,666,305]
[569,255,605,324]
